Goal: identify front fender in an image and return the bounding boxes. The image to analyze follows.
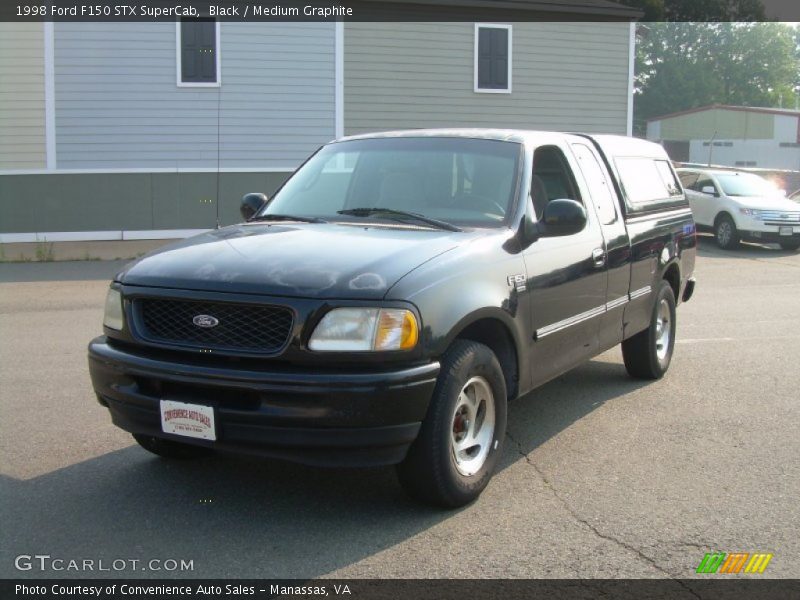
[385,233,532,391]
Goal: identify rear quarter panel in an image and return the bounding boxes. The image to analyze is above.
[622,207,697,336]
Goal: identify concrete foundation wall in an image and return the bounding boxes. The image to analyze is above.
[0,171,292,238]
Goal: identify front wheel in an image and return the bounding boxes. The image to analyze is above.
[396,340,507,508]
[715,214,740,250]
[622,281,676,380]
[779,241,800,252]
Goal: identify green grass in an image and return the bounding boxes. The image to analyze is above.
[35,241,55,262]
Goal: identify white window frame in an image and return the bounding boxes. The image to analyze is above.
[474,23,512,94]
[175,20,222,88]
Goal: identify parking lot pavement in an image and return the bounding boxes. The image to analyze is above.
[1,237,798,579]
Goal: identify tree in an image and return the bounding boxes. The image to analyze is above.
[633,22,799,134]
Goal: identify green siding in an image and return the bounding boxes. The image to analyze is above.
[659,108,775,141]
[344,22,631,135]
[0,23,46,169]
[0,171,290,234]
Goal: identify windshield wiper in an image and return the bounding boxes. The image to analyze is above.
[337,208,462,232]
[249,214,327,224]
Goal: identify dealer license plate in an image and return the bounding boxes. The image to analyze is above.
[160,399,216,441]
[779,226,793,236]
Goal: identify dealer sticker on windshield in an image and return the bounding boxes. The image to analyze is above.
[160,400,216,441]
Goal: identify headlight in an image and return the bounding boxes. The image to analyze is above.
[739,207,759,217]
[103,287,124,331]
[309,308,418,352]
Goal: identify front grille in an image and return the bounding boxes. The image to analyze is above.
[134,298,293,354]
[754,210,800,223]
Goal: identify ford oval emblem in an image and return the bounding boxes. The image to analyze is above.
[192,314,219,328]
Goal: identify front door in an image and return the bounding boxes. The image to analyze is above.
[685,174,720,227]
[524,142,609,388]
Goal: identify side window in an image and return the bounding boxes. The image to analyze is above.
[655,161,682,196]
[694,177,717,196]
[178,19,220,86]
[615,157,683,206]
[531,145,582,221]
[678,171,699,189]
[571,143,618,225]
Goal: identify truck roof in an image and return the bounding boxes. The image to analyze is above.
[336,129,669,159]
[337,128,534,144]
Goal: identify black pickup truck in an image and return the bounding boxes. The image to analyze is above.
[89,130,696,507]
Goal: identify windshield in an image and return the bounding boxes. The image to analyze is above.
[260,137,522,228]
[716,173,781,197]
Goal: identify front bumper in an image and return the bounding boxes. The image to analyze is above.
[88,337,439,467]
[735,218,800,244]
[739,229,800,244]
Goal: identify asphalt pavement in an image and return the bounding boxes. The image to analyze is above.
[1,236,798,579]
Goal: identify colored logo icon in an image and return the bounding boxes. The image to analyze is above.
[696,552,773,574]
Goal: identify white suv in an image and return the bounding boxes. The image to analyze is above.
[677,169,800,251]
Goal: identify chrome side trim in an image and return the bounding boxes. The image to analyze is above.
[605,295,629,311]
[536,305,607,339]
[534,287,650,340]
[629,285,652,301]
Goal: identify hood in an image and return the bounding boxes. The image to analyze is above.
[730,195,800,211]
[117,222,476,299]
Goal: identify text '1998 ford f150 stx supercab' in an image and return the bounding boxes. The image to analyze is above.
[88,130,697,507]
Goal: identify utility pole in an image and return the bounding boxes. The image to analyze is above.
[708,131,717,167]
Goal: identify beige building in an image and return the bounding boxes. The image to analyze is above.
[646,104,800,171]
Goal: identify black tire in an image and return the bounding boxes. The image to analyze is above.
[622,280,677,380]
[779,241,800,252]
[714,214,740,250]
[396,340,507,508]
[132,433,213,459]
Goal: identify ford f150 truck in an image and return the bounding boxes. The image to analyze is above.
[88,130,697,507]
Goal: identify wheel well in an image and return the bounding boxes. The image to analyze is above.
[714,211,734,227]
[663,263,680,300]
[454,319,519,400]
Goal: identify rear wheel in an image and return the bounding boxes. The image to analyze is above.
[714,214,740,250]
[396,340,507,508]
[622,280,676,380]
[133,433,213,459]
[779,241,800,252]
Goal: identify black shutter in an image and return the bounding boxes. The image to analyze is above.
[478,28,493,89]
[181,19,217,83]
[478,27,509,90]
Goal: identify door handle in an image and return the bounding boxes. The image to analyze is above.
[592,248,606,267]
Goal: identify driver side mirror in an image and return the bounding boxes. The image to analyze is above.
[701,186,718,197]
[520,199,587,246]
[240,193,268,221]
[539,199,587,237]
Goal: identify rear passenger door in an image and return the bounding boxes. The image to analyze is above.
[524,142,608,387]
